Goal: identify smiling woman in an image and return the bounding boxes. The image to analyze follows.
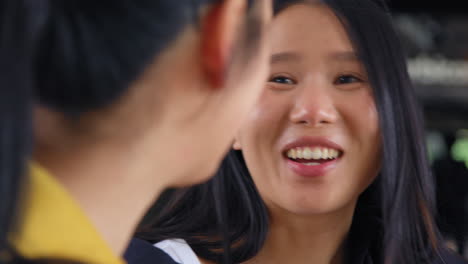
[242,6,380,220]
[131,0,467,264]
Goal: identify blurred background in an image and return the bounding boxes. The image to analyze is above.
[390,0,468,258]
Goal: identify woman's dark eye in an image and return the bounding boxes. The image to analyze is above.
[335,75,362,85]
[269,76,295,85]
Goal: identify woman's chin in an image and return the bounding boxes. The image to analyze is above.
[272,194,350,217]
[285,205,340,216]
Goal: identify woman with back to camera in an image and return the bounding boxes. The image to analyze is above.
[130,0,468,263]
[0,0,272,263]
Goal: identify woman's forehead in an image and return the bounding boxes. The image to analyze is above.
[269,4,355,62]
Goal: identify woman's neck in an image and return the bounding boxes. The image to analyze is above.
[32,100,204,256]
[33,135,172,256]
[246,203,357,264]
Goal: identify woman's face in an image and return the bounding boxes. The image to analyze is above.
[234,4,381,216]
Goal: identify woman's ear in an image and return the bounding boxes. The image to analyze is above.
[200,0,247,89]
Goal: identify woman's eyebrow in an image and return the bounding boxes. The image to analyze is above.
[271,51,359,65]
[329,51,359,61]
[270,52,302,64]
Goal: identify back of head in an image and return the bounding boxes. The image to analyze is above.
[0,0,224,258]
[35,0,217,115]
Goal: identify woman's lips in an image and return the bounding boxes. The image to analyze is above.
[281,137,344,178]
[285,155,341,178]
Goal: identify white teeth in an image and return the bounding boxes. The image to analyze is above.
[296,149,303,159]
[287,149,297,159]
[286,147,340,160]
[303,148,312,159]
[330,149,338,158]
[322,148,329,159]
[304,162,321,166]
[311,148,321,159]
[291,149,297,159]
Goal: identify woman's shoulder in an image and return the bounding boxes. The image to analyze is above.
[125,238,201,264]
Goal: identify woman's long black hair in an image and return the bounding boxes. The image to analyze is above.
[137,0,443,263]
[0,0,238,262]
[0,0,42,255]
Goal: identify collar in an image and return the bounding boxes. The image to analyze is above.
[10,163,125,264]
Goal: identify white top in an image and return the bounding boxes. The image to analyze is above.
[154,239,201,264]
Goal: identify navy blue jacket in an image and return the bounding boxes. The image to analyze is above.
[125,237,468,264]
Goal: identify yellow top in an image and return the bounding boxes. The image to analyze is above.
[10,164,125,264]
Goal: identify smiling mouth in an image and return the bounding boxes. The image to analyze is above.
[284,146,343,166]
